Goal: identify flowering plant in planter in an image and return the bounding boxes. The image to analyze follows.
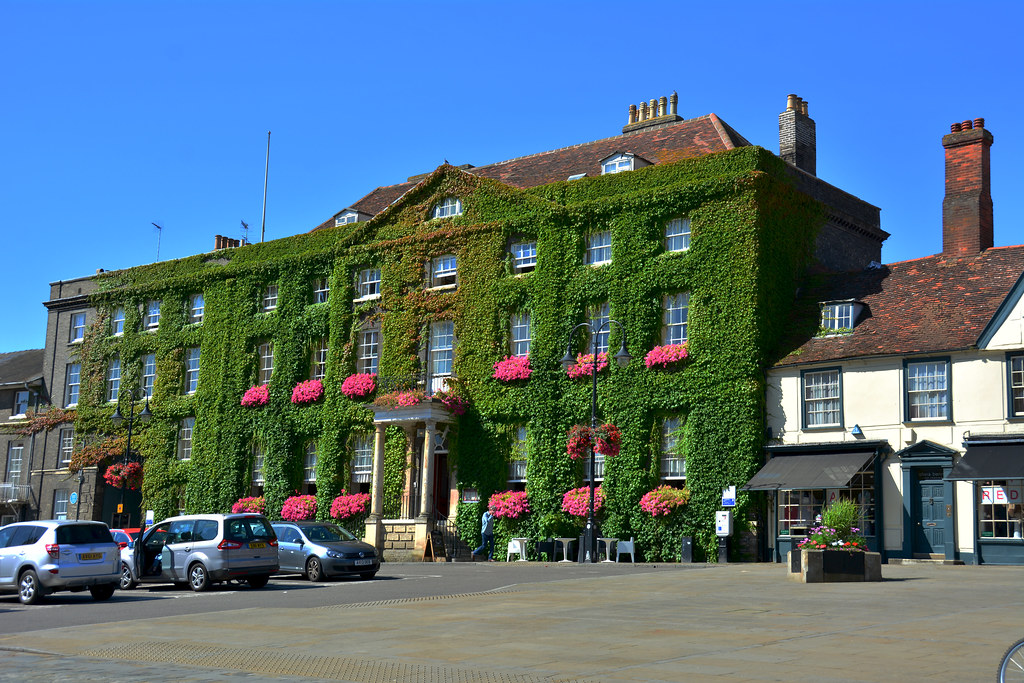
[435,390,468,416]
[566,423,621,460]
[291,379,324,405]
[330,491,371,520]
[104,462,143,490]
[644,343,689,370]
[561,486,604,517]
[565,352,608,379]
[232,496,265,514]
[797,499,866,551]
[373,389,426,409]
[493,356,531,382]
[639,485,691,517]
[488,490,530,519]
[240,384,269,408]
[341,373,377,399]
[281,494,318,521]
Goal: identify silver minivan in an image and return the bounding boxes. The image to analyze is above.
[0,520,121,604]
[120,513,278,592]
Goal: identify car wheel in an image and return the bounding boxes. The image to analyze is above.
[119,563,136,590]
[188,562,211,592]
[89,583,116,601]
[18,569,44,605]
[305,556,324,582]
[247,574,269,589]
[358,571,377,581]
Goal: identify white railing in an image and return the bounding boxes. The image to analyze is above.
[0,483,31,504]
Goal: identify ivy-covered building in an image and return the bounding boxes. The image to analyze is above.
[31,93,886,561]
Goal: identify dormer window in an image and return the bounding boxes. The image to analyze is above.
[819,300,863,335]
[334,211,359,227]
[431,255,457,288]
[511,241,537,273]
[431,197,462,219]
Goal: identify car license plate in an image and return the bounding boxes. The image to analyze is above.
[79,552,103,561]
[249,542,266,549]
[354,558,374,566]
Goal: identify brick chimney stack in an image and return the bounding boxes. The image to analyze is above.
[942,118,993,257]
[779,93,816,175]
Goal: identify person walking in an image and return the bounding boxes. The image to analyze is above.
[473,508,496,561]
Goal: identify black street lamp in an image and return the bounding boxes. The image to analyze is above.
[561,320,631,563]
[111,387,151,529]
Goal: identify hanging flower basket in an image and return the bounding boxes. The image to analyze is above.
[566,423,621,460]
[291,379,324,405]
[330,491,371,520]
[493,356,532,382]
[281,494,317,521]
[232,495,266,514]
[373,389,426,409]
[644,343,689,370]
[435,389,468,416]
[561,486,604,517]
[489,490,530,519]
[341,373,377,399]
[565,352,609,379]
[240,384,269,408]
[104,462,143,491]
[639,485,691,517]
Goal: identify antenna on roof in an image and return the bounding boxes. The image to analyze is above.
[260,131,270,243]
[151,223,163,262]
[240,220,250,245]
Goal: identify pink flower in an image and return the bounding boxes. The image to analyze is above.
[639,486,691,517]
[240,384,270,407]
[566,352,609,379]
[104,462,143,490]
[561,486,604,517]
[492,356,532,382]
[329,491,371,520]
[489,490,530,519]
[644,343,689,370]
[232,496,266,514]
[373,390,426,409]
[341,373,377,399]
[566,423,621,460]
[291,379,324,405]
[435,390,468,416]
[281,494,317,521]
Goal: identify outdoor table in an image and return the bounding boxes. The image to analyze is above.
[598,537,617,562]
[511,537,530,561]
[554,537,575,562]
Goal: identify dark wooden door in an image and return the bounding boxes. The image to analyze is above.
[913,469,945,556]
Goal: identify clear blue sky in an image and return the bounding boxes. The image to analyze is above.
[2,1,1022,353]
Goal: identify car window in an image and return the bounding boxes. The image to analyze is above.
[225,519,254,542]
[272,526,298,544]
[167,520,196,544]
[194,519,219,542]
[55,524,114,545]
[10,525,46,547]
[248,518,276,541]
[145,524,170,549]
[0,527,15,548]
[305,524,353,542]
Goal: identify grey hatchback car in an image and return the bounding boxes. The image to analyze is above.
[0,520,121,604]
[272,522,379,581]
[121,513,278,592]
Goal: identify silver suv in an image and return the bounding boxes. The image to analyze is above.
[0,520,121,604]
[120,513,278,592]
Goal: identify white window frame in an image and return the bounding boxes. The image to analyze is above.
[59,428,74,465]
[106,356,121,402]
[304,442,317,483]
[511,312,531,357]
[585,231,612,266]
[906,360,950,421]
[53,489,69,521]
[429,321,454,393]
[311,338,328,380]
[145,300,161,330]
[431,197,462,219]
[661,416,686,480]
[358,327,380,375]
[335,211,359,227]
[431,255,458,288]
[511,241,537,273]
[601,154,633,175]
[821,303,855,334]
[5,443,24,484]
[178,417,194,460]
[802,369,842,428]
[313,278,330,304]
[588,302,610,354]
[258,342,274,385]
[261,285,278,312]
[65,363,81,407]
[70,312,86,343]
[357,268,381,300]
[189,293,205,324]
[141,354,156,399]
[663,293,689,345]
[13,390,29,417]
[185,348,201,394]
[665,217,691,252]
[252,444,265,485]
[352,434,373,484]
[508,426,528,483]
[112,307,125,336]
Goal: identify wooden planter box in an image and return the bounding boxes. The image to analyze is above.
[788,549,882,583]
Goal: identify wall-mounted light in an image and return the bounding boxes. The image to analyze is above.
[851,424,863,437]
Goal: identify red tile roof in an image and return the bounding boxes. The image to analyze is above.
[776,245,1024,366]
[312,114,750,229]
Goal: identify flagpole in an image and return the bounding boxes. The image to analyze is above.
[261,131,270,243]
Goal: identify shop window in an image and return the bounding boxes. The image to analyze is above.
[802,368,842,428]
[978,481,1023,539]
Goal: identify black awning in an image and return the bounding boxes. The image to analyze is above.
[947,443,1024,480]
[743,451,876,491]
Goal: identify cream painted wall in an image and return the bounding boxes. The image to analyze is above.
[986,288,1024,350]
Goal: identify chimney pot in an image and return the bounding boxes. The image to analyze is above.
[800,100,809,116]
[658,96,667,117]
[974,117,985,129]
[962,120,973,130]
[669,91,678,116]
[786,93,799,112]
[628,103,637,124]
[951,122,962,133]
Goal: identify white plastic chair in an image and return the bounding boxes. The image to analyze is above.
[506,540,527,562]
[616,537,636,563]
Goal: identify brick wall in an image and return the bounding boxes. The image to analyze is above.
[942,122,993,257]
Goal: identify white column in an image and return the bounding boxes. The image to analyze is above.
[369,423,386,520]
[418,420,436,519]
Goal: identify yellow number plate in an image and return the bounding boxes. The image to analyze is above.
[249,542,266,549]
[79,552,103,561]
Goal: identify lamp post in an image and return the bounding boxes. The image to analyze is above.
[111,387,151,529]
[561,320,631,563]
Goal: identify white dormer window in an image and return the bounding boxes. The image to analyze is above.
[601,154,633,175]
[431,255,457,288]
[819,301,863,335]
[432,197,462,219]
[585,231,612,266]
[568,173,587,181]
[334,211,359,227]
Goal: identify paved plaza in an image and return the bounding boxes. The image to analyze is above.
[0,562,1021,682]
